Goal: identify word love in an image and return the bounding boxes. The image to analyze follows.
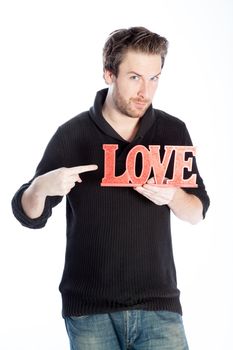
[101,144,198,187]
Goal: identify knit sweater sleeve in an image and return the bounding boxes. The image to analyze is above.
[181,124,210,219]
[11,127,65,229]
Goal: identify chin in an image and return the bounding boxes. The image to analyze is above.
[132,108,147,118]
[129,112,145,119]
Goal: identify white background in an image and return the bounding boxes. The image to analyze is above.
[1,0,232,349]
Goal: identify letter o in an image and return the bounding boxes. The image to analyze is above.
[126,145,151,185]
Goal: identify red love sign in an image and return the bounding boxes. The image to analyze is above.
[101,144,197,187]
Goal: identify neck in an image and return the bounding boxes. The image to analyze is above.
[102,95,140,142]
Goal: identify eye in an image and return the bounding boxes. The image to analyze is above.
[130,75,140,81]
[150,76,159,82]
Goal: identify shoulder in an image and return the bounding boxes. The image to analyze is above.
[47,111,92,148]
[59,111,91,132]
[153,109,190,144]
[154,109,186,128]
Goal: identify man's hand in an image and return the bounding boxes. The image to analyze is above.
[133,177,177,206]
[34,165,98,197]
[134,177,203,224]
[21,164,98,219]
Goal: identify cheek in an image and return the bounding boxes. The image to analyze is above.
[150,83,159,97]
[118,89,133,104]
[118,80,137,97]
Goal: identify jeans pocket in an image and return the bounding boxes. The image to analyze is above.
[155,311,183,322]
[69,315,90,321]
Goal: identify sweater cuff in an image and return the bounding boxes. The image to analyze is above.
[183,187,210,219]
[11,185,52,229]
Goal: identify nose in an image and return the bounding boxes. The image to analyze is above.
[137,80,149,100]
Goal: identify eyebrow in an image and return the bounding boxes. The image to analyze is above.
[127,71,162,78]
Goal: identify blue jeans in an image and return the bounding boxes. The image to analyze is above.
[65,310,189,349]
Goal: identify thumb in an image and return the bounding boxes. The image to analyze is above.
[147,177,168,185]
[147,177,156,184]
[163,177,168,184]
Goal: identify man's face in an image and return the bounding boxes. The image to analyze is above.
[105,50,162,119]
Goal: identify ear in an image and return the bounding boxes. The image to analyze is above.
[103,69,115,85]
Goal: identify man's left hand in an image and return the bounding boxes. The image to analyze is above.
[133,177,177,206]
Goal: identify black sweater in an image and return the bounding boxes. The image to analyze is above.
[12,88,210,316]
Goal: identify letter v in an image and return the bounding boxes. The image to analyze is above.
[149,145,174,185]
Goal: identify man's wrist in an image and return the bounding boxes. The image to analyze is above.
[30,175,47,200]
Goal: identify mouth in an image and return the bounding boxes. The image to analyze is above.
[133,101,148,109]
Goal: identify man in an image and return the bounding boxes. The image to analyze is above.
[12,27,210,349]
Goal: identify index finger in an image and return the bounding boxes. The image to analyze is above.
[68,164,98,175]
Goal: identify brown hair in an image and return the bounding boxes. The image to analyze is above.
[103,26,169,76]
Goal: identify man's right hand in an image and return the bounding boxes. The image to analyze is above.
[34,165,98,197]
[21,164,98,219]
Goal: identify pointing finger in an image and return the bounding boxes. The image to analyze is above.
[68,164,98,175]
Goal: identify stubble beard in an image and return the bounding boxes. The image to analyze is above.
[112,85,150,119]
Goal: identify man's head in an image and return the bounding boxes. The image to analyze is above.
[103,27,169,119]
[103,26,168,77]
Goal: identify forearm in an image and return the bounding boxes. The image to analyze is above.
[21,177,47,219]
[168,188,203,225]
